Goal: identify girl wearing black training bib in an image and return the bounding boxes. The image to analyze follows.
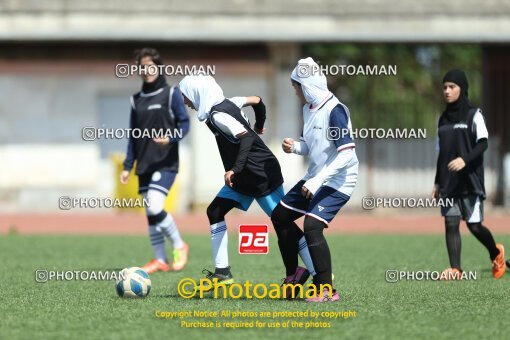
[120,48,190,274]
[432,69,505,279]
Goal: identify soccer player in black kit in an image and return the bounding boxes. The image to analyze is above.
[120,48,190,274]
[178,75,316,289]
[432,69,505,279]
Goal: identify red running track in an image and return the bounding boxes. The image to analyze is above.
[1,212,509,235]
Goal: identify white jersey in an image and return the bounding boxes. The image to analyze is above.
[297,94,358,197]
[208,97,250,138]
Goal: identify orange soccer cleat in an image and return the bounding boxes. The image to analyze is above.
[172,242,189,271]
[440,268,463,281]
[142,258,170,274]
[492,243,506,279]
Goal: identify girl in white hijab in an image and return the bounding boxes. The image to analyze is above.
[272,57,359,302]
[290,57,332,108]
[179,75,317,289]
[179,75,225,122]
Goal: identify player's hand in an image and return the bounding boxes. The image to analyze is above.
[447,157,465,172]
[301,186,313,199]
[120,170,130,184]
[153,137,170,147]
[254,127,265,135]
[282,138,294,153]
[431,184,439,199]
[224,170,235,187]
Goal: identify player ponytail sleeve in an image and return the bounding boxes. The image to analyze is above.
[434,156,440,185]
[292,130,309,156]
[292,140,309,156]
[123,108,136,171]
[169,87,190,142]
[462,138,488,164]
[231,133,256,174]
[252,97,266,130]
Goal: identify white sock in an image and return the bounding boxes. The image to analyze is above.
[148,225,167,261]
[298,236,316,276]
[210,221,228,268]
[159,213,184,249]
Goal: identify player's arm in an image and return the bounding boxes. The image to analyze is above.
[212,113,252,187]
[447,110,488,172]
[462,139,488,163]
[226,131,256,186]
[302,106,355,198]
[153,87,190,146]
[169,87,190,142]
[245,96,266,134]
[301,148,355,199]
[121,105,136,184]
[282,131,309,156]
[462,110,488,164]
[432,119,441,198]
[432,156,441,199]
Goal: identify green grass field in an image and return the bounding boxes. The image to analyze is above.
[1,233,509,339]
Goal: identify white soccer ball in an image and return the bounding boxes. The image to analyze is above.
[116,267,151,298]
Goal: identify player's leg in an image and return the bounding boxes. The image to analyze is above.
[206,196,238,279]
[303,216,332,289]
[463,196,505,278]
[257,181,315,280]
[440,198,463,279]
[202,185,253,285]
[142,195,170,273]
[137,174,170,273]
[440,216,464,280]
[303,187,350,302]
[444,216,462,270]
[144,171,188,273]
[271,204,304,274]
[271,204,314,299]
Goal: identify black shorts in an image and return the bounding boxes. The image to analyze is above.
[441,195,483,223]
[138,170,177,195]
[279,180,351,225]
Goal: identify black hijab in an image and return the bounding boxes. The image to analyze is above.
[442,69,475,123]
[142,74,168,93]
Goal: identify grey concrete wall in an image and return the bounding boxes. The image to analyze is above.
[1,0,510,42]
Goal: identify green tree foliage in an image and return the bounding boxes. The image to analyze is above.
[303,44,481,134]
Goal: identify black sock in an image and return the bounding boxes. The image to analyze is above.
[445,216,462,270]
[304,217,332,287]
[215,267,231,275]
[276,225,301,276]
[308,241,332,287]
[271,204,303,276]
[466,222,499,260]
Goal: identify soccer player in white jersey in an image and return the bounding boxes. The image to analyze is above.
[179,75,316,289]
[271,57,359,302]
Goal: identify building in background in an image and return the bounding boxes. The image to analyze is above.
[0,0,509,212]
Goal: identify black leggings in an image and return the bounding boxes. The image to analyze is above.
[303,216,332,287]
[444,216,499,270]
[272,204,332,286]
[206,197,238,225]
[271,204,304,276]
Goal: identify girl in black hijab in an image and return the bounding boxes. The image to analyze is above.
[432,69,505,279]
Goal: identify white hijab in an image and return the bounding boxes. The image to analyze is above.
[179,75,225,121]
[291,57,331,107]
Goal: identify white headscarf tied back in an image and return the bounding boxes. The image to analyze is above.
[291,57,331,107]
[179,75,225,121]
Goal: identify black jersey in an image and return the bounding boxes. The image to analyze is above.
[129,86,182,175]
[436,108,486,198]
[206,99,283,197]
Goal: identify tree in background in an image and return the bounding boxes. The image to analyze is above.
[303,44,481,133]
